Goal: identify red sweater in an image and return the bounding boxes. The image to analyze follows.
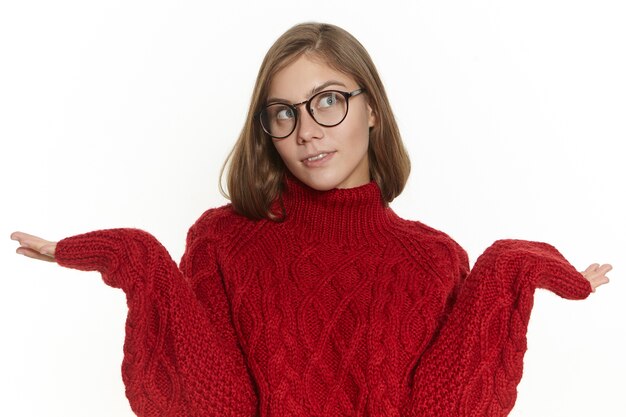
[55,178,592,417]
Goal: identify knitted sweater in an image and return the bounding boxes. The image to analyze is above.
[54,178,592,417]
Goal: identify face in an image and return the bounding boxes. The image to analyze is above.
[266,55,376,191]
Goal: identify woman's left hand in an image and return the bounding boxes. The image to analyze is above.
[581,263,612,292]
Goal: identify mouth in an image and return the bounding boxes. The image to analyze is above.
[304,153,330,162]
[301,151,336,166]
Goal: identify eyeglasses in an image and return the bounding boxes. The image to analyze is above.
[258,88,366,139]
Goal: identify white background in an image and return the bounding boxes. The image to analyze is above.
[1,1,624,416]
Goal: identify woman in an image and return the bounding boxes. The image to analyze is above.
[11,22,610,417]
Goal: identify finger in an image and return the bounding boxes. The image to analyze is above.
[11,232,54,253]
[583,264,600,274]
[584,263,613,281]
[16,247,56,262]
[588,270,610,289]
[582,264,613,279]
[10,231,42,242]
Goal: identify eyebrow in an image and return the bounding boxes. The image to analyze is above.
[266,80,348,104]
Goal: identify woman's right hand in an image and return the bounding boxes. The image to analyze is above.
[10,231,57,262]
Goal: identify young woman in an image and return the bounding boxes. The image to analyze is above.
[11,22,610,417]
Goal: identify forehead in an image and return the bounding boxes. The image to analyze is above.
[268,55,357,102]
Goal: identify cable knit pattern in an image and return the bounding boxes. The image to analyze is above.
[54,178,592,417]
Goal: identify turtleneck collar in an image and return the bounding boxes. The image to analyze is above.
[278,175,399,244]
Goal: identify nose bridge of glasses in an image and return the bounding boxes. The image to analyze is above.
[291,99,311,117]
[293,100,324,141]
[292,98,317,123]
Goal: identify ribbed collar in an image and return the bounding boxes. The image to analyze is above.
[279,175,399,244]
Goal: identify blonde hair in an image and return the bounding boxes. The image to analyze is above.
[221,22,410,220]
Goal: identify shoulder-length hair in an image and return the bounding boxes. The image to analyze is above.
[221,22,410,220]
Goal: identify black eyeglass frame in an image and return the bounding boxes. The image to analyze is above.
[257,88,366,139]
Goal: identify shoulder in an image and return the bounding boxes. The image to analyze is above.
[390,215,470,276]
[186,204,257,244]
[189,204,241,235]
[180,204,261,272]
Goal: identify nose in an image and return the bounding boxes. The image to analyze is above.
[295,106,323,144]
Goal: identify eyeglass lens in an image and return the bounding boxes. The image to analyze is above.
[260,90,349,138]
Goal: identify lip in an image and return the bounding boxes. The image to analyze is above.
[301,151,336,167]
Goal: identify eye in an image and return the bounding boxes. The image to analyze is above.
[276,106,295,120]
[316,92,339,108]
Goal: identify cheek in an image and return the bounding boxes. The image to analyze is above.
[340,110,371,147]
[351,103,373,133]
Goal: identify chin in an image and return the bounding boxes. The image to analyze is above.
[303,179,341,191]
[294,173,345,191]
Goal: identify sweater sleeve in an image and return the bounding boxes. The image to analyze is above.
[403,239,592,417]
[55,228,257,417]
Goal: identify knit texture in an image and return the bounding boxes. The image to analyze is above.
[54,178,592,417]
